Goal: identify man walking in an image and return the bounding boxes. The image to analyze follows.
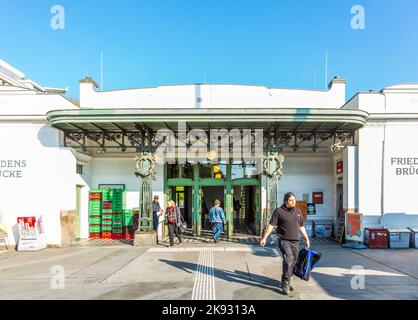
[259,192,310,296]
[209,199,226,243]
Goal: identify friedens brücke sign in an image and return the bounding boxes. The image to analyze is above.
[390,157,418,176]
[0,160,27,178]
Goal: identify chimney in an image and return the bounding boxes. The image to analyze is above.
[79,76,99,108]
[328,76,346,105]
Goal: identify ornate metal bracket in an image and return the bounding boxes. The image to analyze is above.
[263,152,285,179]
[135,152,156,179]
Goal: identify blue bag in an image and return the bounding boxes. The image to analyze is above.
[293,247,321,281]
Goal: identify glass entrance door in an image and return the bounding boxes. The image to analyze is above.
[170,186,192,227]
[201,186,225,231]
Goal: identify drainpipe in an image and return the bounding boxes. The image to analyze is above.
[380,91,387,220]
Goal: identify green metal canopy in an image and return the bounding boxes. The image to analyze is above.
[46,107,369,152]
[47,107,368,132]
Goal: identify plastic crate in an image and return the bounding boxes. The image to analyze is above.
[102,219,112,225]
[102,231,112,239]
[112,233,124,239]
[89,194,102,200]
[102,226,112,231]
[364,228,389,248]
[89,233,102,239]
[124,215,133,226]
[89,218,102,225]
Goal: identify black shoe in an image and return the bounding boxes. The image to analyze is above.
[179,239,182,244]
[281,282,290,296]
[213,237,217,243]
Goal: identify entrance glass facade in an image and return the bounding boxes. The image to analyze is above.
[164,162,261,237]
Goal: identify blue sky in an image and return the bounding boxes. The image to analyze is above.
[1,0,417,100]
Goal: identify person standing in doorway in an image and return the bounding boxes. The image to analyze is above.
[152,195,164,243]
[259,192,310,296]
[165,200,183,246]
[209,199,226,243]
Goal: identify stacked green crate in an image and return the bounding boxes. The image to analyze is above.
[111,189,126,238]
[101,190,113,238]
[123,209,133,226]
[88,190,102,238]
[123,209,134,239]
[110,189,126,212]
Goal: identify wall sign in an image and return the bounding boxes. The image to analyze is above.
[390,157,418,176]
[336,160,343,175]
[312,192,323,204]
[0,160,27,179]
[99,184,125,190]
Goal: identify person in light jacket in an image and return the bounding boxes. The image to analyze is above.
[165,200,184,246]
[209,199,226,243]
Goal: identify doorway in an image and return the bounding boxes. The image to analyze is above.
[201,186,225,231]
[75,185,83,241]
[170,186,192,227]
[233,185,257,234]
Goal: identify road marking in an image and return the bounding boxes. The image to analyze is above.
[192,249,216,300]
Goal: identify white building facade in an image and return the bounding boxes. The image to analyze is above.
[0,59,417,247]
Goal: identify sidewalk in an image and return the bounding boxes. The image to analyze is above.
[0,239,417,300]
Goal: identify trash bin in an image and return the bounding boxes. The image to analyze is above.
[408,227,418,248]
[313,220,333,238]
[388,228,411,249]
[364,227,389,249]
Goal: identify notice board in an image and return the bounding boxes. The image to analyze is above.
[345,213,363,242]
[296,200,307,221]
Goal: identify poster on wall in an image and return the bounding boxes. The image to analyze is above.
[336,161,343,175]
[17,215,47,251]
[345,213,363,242]
[307,203,316,215]
[312,192,323,204]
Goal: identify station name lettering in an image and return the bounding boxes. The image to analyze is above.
[391,157,418,176]
[0,160,27,178]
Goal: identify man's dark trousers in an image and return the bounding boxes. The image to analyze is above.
[278,238,299,283]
